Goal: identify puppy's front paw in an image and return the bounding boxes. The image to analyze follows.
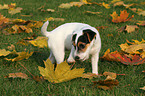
[67,58,76,63]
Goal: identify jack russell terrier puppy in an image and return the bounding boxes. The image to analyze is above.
[41,21,101,75]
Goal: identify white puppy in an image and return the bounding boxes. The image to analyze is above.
[41,21,101,74]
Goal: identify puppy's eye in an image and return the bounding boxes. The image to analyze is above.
[79,44,85,49]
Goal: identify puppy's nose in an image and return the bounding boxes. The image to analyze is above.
[75,56,80,60]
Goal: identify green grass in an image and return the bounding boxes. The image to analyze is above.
[0,0,145,95]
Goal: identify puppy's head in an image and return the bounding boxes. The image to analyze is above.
[72,29,96,61]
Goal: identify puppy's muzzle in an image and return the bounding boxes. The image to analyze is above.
[75,56,80,61]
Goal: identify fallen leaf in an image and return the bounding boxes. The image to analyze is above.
[100,49,122,62]
[6,72,29,79]
[110,10,134,23]
[111,54,145,65]
[103,72,117,80]
[0,49,11,56]
[120,43,145,54]
[32,76,44,82]
[16,39,29,46]
[93,79,119,90]
[82,73,98,79]
[7,44,15,50]
[0,13,9,28]
[136,21,145,26]
[5,51,33,62]
[44,17,65,22]
[84,11,102,15]
[138,11,145,16]
[0,4,9,9]
[58,0,89,8]
[111,0,121,4]
[38,58,84,83]
[29,36,48,48]
[140,86,145,90]
[113,1,135,8]
[46,9,55,12]
[33,21,43,28]
[125,25,139,33]
[8,7,22,15]
[102,2,110,9]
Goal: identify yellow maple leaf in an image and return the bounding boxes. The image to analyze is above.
[102,2,110,9]
[5,51,33,62]
[59,0,90,9]
[44,17,65,22]
[0,49,11,56]
[29,36,48,48]
[38,58,85,83]
[120,40,145,55]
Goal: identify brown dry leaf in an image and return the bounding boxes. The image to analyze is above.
[7,24,33,34]
[38,58,84,83]
[46,9,55,12]
[136,21,145,26]
[6,72,29,79]
[140,86,145,90]
[7,44,15,50]
[125,25,139,33]
[103,72,117,80]
[8,7,22,15]
[82,73,98,79]
[84,11,102,15]
[0,13,9,27]
[110,10,134,23]
[113,1,135,8]
[93,79,119,90]
[29,36,48,48]
[32,76,45,82]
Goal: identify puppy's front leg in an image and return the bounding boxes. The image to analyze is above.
[67,46,75,63]
[91,52,100,75]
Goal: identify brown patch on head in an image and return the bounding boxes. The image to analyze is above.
[77,41,90,52]
[83,29,96,43]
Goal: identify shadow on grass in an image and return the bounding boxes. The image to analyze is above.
[31,51,49,67]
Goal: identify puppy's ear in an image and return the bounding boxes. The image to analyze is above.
[83,29,96,42]
[72,34,77,42]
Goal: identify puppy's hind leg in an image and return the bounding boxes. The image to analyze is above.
[49,51,55,64]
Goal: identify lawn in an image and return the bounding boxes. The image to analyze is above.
[0,0,145,95]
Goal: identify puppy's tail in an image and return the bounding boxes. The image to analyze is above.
[41,21,50,37]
